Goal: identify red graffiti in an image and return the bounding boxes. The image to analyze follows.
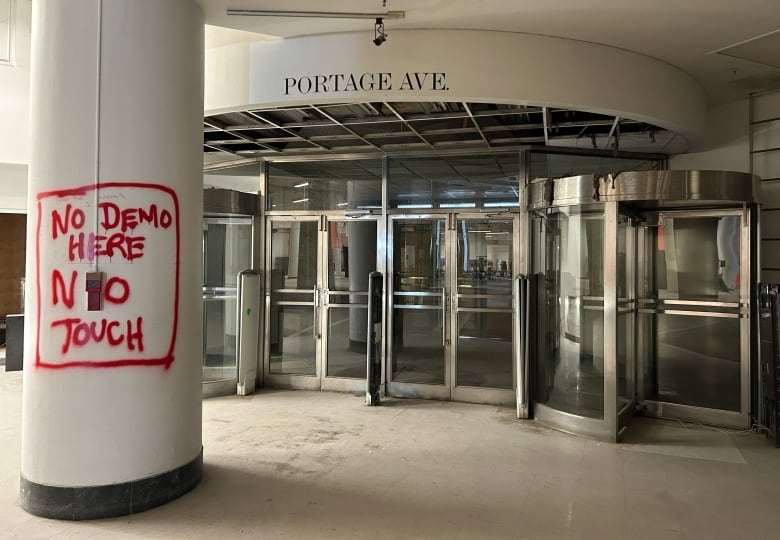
[51,316,144,354]
[99,202,172,232]
[52,269,77,308]
[67,231,146,262]
[51,203,85,239]
[35,182,180,370]
[104,276,130,304]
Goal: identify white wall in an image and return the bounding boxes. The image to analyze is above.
[0,162,26,211]
[0,0,31,213]
[669,99,750,173]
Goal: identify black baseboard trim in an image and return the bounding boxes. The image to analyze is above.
[20,447,203,520]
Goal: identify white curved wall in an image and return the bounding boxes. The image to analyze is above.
[206,29,707,146]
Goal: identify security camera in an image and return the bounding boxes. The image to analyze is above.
[373,17,387,46]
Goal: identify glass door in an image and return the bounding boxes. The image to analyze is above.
[451,216,517,405]
[202,217,253,396]
[265,217,321,389]
[388,214,518,405]
[637,209,750,428]
[321,218,379,393]
[388,216,449,399]
[265,215,379,391]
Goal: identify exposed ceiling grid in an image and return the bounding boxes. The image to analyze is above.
[204,102,679,168]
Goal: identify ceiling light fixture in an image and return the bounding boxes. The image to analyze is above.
[226,9,405,20]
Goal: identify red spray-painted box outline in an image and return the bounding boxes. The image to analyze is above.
[35,182,180,370]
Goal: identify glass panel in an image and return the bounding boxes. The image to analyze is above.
[267,160,382,211]
[533,207,605,419]
[456,218,513,305]
[393,220,445,293]
[616,215,635,410]
[456,218,514,389]
[203,297,237,381]
[270,221,319,290]
[654,215,741,302]
[202,217,252,382]
[392,219,446,384]
[326,306,368,378]
[269,306,316,375]
[529,152,660,181]
[325,220,376,379]
[268,220,319,375]
[203,218,253,288]
[653,313,740,411]
[457,312,513,389]
[326,221,377,294]
[388,154,519,209]
[391,308,445,384]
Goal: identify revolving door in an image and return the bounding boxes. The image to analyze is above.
[529,170,760,441]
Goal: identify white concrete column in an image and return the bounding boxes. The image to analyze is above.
[21,0,204,519]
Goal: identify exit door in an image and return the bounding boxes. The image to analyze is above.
[387,214,518,405]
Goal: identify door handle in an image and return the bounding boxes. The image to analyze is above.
[313,286,319,339]
[442,290,449,348]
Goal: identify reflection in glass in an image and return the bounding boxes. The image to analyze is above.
[457,312,513,388]
[392,219,446,384]
[203,297,238,381]
[325,220,377,379]
[267,160,382,211]
[616,215,635,410]
[456,219,513,389]
[654,216,740,302]
[653,314,740,411]
[388,154,519,209]
[529,152,659,180]
[534,207,605,419]
[269,306,316,375]
[202,217,252,382]
[269,221,318,375]
[641,213,743,412]
[327,307,368,378]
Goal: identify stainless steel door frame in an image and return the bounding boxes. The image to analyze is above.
[264,214,382,392]
[449,213,517,406]
[636,207,751,429]
[530,202,623,442]
[386,213,519,406]
[264,215,322,390]
[386,214,450,401]
[320,215,381,394]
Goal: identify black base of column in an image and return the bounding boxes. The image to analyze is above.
[20,448,203,520]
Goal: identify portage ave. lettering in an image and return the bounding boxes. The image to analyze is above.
[284,72,448,95]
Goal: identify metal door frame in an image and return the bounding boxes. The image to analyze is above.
[202,215,254,397]
[531,202,623,441]
[636,207,751,429]
[320,215,382,394]
[386,212,520,405]
[264,213,382,392]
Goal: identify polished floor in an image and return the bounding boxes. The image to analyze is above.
[1,369,779,539]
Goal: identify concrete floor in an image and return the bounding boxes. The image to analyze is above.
[1,370,780,539]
